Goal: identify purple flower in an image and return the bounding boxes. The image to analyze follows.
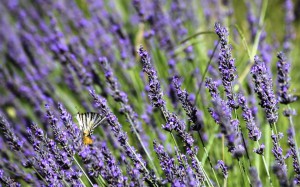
[173,77,204,131]
[0,115,23,151]
[276,52,297,104]
[0,169,21,187]
[89,90,158,185]
[238,94,261,141]
[208,98,238,153]
[153,141,178,183]
[251,56,278,124]
[283,0,295,54]
[254,144,265,155]
[271,134,288,186]
[249,167,262,187]
[217,160,228,179]
[137,46,165,108]
[287,128,300,184]
[205,77,220,100]
[214,22,238,109]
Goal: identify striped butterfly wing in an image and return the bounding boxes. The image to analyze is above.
[76,112,106,136]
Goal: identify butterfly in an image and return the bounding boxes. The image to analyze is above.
[76,112,106,145]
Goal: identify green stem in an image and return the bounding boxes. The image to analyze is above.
[238,0,268,84]
[287,104,300,165]
[197,130,220,187]
[124,112,158,175]
[161,108,210,186]
[195,40,220,104]
[256,141,273,187]
[96,177,107,187]
[73,156,94,186]
[237,158,250,186]
[170,132,186,168]
[125,141,159,187]
[32,167,49,185]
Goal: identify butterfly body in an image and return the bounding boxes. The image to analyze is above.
[83,135,93,145]
[76,112,106,145]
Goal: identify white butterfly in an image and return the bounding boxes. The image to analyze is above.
[76,112,106,145]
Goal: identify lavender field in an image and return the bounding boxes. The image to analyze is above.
[0,0,300,186]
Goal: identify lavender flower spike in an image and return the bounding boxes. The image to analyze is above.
[287,129,300,185]
[214,22,238,109]
[173,76,204,131]
[238,94,261,141]
[276,52,297,104]
[251,56,278,124]
[0,115,23,151]
[137,46,165,108]
[217,160,228,179]
[0,170,21,187]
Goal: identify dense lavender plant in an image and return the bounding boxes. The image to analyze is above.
[0,1,300,187]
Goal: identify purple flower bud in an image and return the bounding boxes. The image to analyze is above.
[254,144,265,155]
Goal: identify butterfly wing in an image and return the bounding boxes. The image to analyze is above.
[76,112,106,135]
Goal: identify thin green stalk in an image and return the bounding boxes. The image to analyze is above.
[125,141,159,187]
[96,177,107,187]
[179,31,215,44]
[170,132,213,187]
[287,104,300,164]
[223,178,228,187]
[161,109,211,186]
[256,141,273,187]
[201,125,219,164]
[233,104,252,186]
[170,132,186,169]
[233,108,252,168]
[197,130,220,187]
[73,156,94,186]
[265,123,271,177]
[237,158,248,186]
[32,167,49,186]
[238,0,268,84]
[195,40,220,104]
[124,112,158,175]
[195,157,214,187]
